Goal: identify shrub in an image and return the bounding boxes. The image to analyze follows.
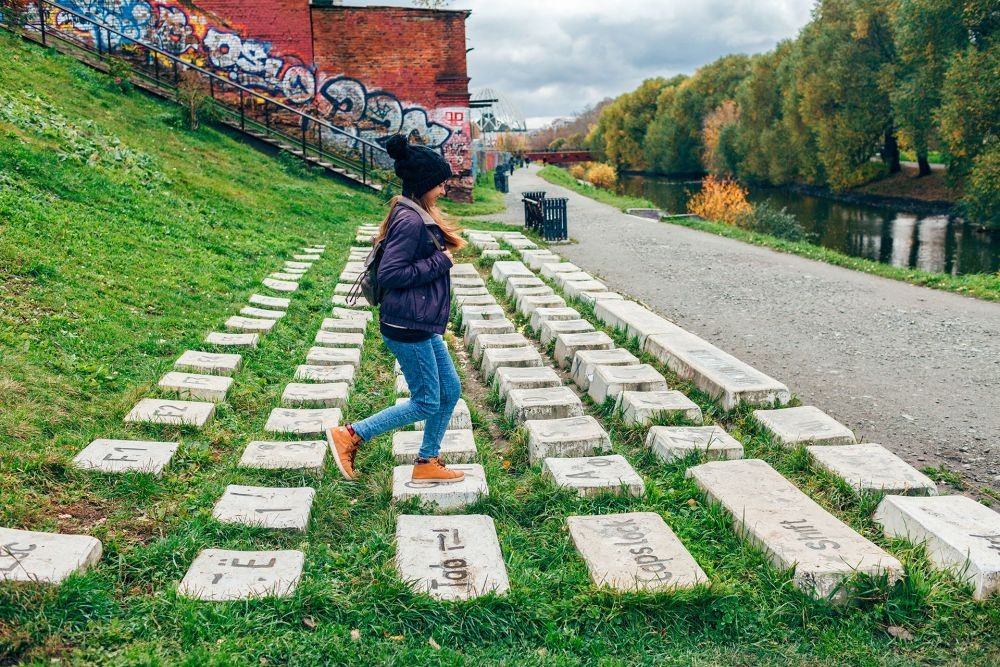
[176,68,209,130]
[586,163,617,189]
[961,147,1000,230]
[568,163,587,180]
[106,57,133,94]
[687,175,752,225]
[736,201,811,241]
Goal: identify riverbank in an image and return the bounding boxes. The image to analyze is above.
[537,166,999,303]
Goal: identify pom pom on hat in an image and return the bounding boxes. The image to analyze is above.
[385,134,409,161]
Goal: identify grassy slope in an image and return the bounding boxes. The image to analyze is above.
[0,34,998,665]
[537,166,1000,303]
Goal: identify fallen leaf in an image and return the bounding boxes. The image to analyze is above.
[350,629,361,641]
[302,617,317,631]
[887,626,914,641]
[428,637,441,650]
[58,514,72,519]
[687,498,697,508]
[389,635,405,641]
[502,460,512,469]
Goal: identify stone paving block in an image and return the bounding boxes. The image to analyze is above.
[521,249,556,264]
[354,237,372,245]
[392,464,489,509]
[269,272,302,282]
[333,294,370,308]
[283,262,311,270]
[340,272,361,283]
[504,275,546,298]
[570,349,640,391]
[875,495,1000,599]
[452,286,490,297]
[454,294,497,307]
[282,267,307,276]
[301,246,325,253]
[158,372,232,402]
[306,347,361,368]
[225,316,276,334]
[507,238,537,250]
[73,439,179,475]
[213,485,315,531]
[175,350,242,376]
[686,459,902,601]
[563,279,607,299]
[451,275,486,288]
[525,415,611,464]
[808,444,937,495]
[178,549,304,601]
[205,332,259,348]
[567,513,707,591]
[0,528,102,584]
[320,318,367,333]
[618,390,703,426]
[553,271,596,289]
[594,300,684,344]
[249,294,290,309]
[281,382,349,409]
[239,440,326,470]
[579,291,625,307]
[392,430,477,464]
[395,374,410,396]
[394,360,402,376]
[539,319,596,346]
[480,346,544,380]
[543,455,645,497]
[493,366,562,400]
[540,262,581,280]
[343,261,366,273]
[511,286,555,308]
[293,364,355,384]
[125,399,215,427]
[518,294,566,317]
[645,333,791,410]
[482,249,512,259]
[491,261,533,284]
[265,408,341,436]
[505,386,584,423]
[553,331,615,369]
[294,254,321,261]
[588,365,668,405]
[529,307,581,331]
[395,514,509,600]
[461,305,506,327]
[451,263,480,278]
[753,406,856,447]
[314,331,365,348]
[472,332,531,363]
[526,253,562,271]
[263,278,298,292]
[333,283,354,295]
[646,426,743,463]
[332,307,374,322]
[463,319,516,348]
[398,398,472,431]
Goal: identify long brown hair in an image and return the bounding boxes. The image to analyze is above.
[374,193,467,251]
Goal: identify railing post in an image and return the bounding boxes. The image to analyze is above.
[39,1,47,45]
[301,121,306,156]
[209,76,214,100]
[172,60,177,84]
[264,100,270,130]
[96,25,103,55]
[362,144,367,184]
[154,54,159,82]
[239,89,245,131]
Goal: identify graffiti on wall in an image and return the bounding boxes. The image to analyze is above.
[47,0,458,154]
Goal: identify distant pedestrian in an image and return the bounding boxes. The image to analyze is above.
[327,134,468,483]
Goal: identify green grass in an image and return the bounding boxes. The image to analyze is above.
[1,33,998,666]
[899,150,947,165]
[439,180,507,218]
[539,166,999,302]
[538,165,657,211]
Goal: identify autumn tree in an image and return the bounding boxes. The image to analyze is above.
[701,100,740,176]
[595,77,670,171]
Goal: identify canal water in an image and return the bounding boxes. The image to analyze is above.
[618,174,1000,276]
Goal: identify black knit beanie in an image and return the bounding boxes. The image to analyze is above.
[385,135,453,197]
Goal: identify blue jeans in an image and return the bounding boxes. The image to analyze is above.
[352,334,462,460]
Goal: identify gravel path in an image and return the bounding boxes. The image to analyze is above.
[475,165,1000,493]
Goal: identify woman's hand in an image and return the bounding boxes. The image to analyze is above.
[443,249,454,265]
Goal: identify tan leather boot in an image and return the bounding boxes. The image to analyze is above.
[326,425,362,480]
[411,457,465,484]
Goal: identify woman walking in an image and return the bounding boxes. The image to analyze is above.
[327,134,468,483]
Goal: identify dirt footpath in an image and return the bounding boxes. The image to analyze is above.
[476,165,1000,494]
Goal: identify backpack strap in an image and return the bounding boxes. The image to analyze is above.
[396,196,446,251]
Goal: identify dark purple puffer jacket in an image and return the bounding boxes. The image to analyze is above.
[377,205,453,334]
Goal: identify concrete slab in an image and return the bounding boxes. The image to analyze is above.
[517,294,567,317]
[393,429,477,464]
[461,304,506,326]
[567,512,707,591]
[263,278,298,293]
[283,262,312,271]
[73,439,179,475]
[451,276,486,288]
[511,286,555,308]
[269,272,302,282]
[294,254,321,260]
[392,464,489,509]
[540,262,582,280]
[563,280,608,300]
[205,332,259,348]
[686,459,902,601]
[480,346,544,380]
[579,291,625,307]
[395,514,509,600]
[333,294,370,308]
[553,271,596,289]
[264,408,341,436]
[175,350,242,376]
[281,382,349,409]
[332,308,374,322]
[553,331,615,369]
[646,426,744,463]
[225,316,276,334]
[490,261,533,284]
[754,406,856,447]
[306,347,361,368]
[618,390,703,426]
[505,386,585,423]
[540,319,596,346]
[320,318,367,334]
[314,331,365,348]
[807,444,937,495]
[493,366,562,400]
[529,307,581,331]
[543,455,645,497]
[454,294,497,307]
[177,549,304,600]
[158,372,232,402]
[0,528,102,584]
[472,333,531,363]
[594,300,684,344]
[463,319,516,348]
[525,415,611,464]
[588,365,668,405]
[452,286,490,297]
[645,334,791,410]
[125,399,215,427]
[239,440,326,470]
[505,276,546,298]
[507,238,537,250]
[333,283,355,295]
[293,365,356,384]
[875,495,1000,599]
[526,253,562,271]
[212,485,315,530]
[395,375,410,396]
[249,294,291,309]
[570,349,640,391]
[451,263,480,278]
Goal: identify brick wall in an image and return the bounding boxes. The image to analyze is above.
[196,0,314,63]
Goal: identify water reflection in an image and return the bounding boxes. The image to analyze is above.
[618,175,1000,275]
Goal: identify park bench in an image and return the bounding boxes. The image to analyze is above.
[522,191,568,242]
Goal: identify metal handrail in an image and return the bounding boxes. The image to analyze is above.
[1,0,400,190]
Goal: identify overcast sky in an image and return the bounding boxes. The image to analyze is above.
[345,1,814,128]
